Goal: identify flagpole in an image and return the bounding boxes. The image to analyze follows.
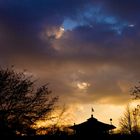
[91,107,94,117]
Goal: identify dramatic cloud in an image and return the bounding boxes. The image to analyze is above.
[0,0,140,126]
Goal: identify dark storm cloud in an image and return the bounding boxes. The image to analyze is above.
[0,0,95,57]
[0,0,140,106]
[0,0,94,28]
[0,0,139,50]
[102,0,140,22]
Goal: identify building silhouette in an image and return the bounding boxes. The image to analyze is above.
[69,114,116,137]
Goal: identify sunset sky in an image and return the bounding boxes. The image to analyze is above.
[0,0,140,128]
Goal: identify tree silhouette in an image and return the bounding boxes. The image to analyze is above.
[131,82,140,99]
[119,105,133,134]
[119,104,140,134]
[0,67,58,136]
[131,82,140,133]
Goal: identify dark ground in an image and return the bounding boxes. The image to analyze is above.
[1,134,140,140]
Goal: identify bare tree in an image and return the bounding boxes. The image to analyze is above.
[119,104,140,134]
[132,106,140,133]
[0,67,58,136]
[131,82,140,133]
[131,82,140,99]
[119,105,133,134]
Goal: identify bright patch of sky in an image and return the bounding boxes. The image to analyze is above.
[63,19,78,30]
[128,24,135,28]
[77,82,90,90]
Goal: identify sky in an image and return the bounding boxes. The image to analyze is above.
[0,0,140,128]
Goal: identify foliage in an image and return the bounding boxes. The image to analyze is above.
[0,67,58,136]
